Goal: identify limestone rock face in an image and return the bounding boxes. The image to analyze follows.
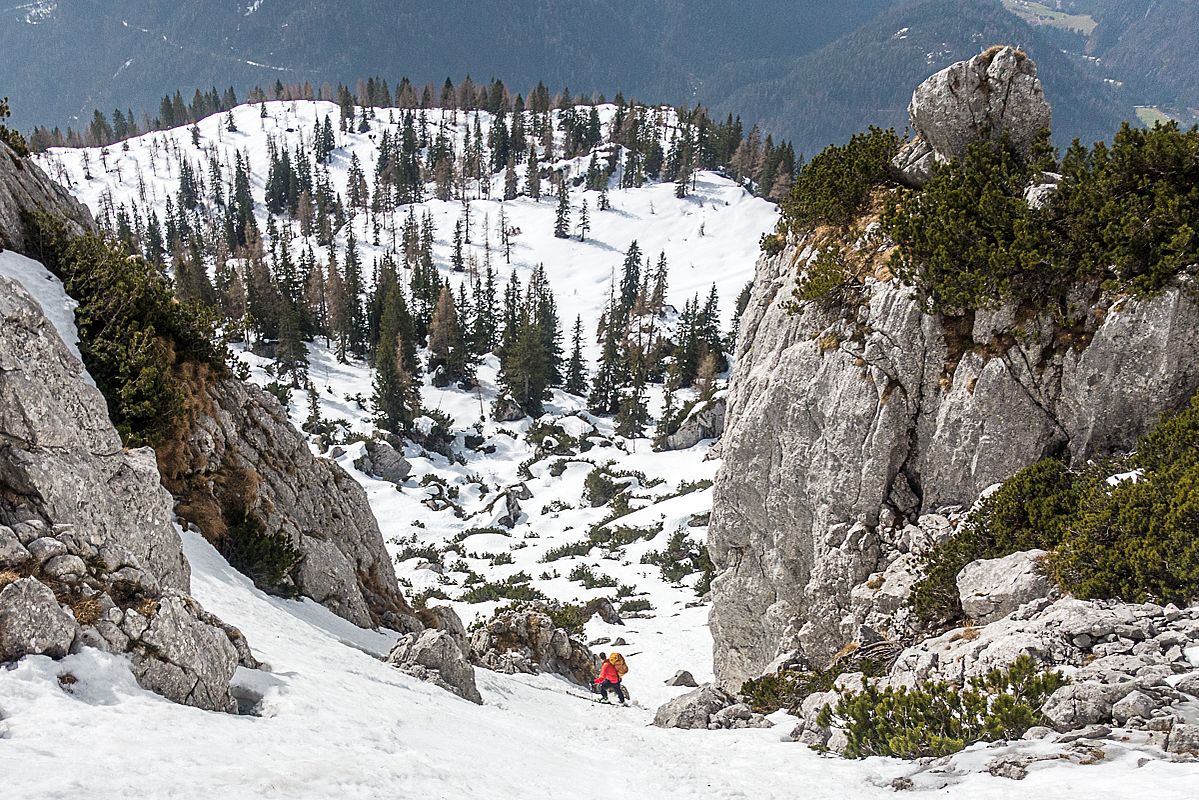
[708,237,1199,689]
[0,276,190,590]
[0,141,93,254]
[956,549,1054,624]
[387,628,482,704]
[0,278,245,713]
[893,46,1051,187]
[160,371,417,630]
[469,608,597,685]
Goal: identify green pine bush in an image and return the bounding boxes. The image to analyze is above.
[911,393,1199,629]
[781,127,899,234]
[818,655,1065,759]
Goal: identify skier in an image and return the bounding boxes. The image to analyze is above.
[593,651,628,704]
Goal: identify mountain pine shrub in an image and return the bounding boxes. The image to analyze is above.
[23,212,227,447]
[911,393,1199,629]
[818,655,1065,759]
[781,127,899,234]
[883,122,1199,313]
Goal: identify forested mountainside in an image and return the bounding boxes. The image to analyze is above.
[4,0,1180,153]
[1007,0,1199,116]
[0,0,888,139]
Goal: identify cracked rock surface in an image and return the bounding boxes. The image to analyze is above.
[0,277,247,712]
[708,237,1199,689]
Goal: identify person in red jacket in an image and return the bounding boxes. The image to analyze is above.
[593,652,626,704]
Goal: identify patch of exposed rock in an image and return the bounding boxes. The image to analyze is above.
[387,622,482,704]
[158,365,420,631]
[469,607,597,685]
[892,46,1052,188]
[653,684,773,730]
[657,395,727,451]
[0,140,93,254]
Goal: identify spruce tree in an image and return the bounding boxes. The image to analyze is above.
[525,146,541,200]
[554,178,571,238]
[565,315,588,396]
[577,198,590,241]
[373,284,420,432]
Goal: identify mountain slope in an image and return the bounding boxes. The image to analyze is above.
[705,0,1128,153]
[0,0,892,130]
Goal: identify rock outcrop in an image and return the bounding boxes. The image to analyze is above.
[469,607,597,685]
[0,141,93,254]
[709,59,1199,688]
[892,46,1052,188]
[387,627,482,704]
[652,684,773,730]
[0,277,246,712]
[657,395,727,451]
[957,549,1054,625]
[159,367,419,631]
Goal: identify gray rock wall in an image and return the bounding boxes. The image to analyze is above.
[0,141,93,254]
[708,239,1199,689]
[0,277,243,712]
[161,369,416,631]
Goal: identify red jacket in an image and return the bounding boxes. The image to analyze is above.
[595,660,620,684]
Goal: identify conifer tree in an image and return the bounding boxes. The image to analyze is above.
[577,198,590,241]
[554,178,571,238]
[373,284,420,432]
[565,315,588,395]
[525,146,541,200]
[428,283,474,387]
[503,154,518,201]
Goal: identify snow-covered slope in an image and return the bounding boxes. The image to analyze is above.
[34,100,774,628]
[4,530,1196,799]
[6,101,1199,798]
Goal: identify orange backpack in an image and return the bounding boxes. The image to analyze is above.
[608,652,629,676]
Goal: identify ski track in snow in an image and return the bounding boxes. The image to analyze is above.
[6,102,1199,795]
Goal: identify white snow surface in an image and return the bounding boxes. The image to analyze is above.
[6,102,1198,795]
[2,532,1196,799]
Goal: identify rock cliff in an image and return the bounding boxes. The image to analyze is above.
[159,366,420,631]
[0,274,246,711]
[709,196,1199,690]
[0,141,92,253]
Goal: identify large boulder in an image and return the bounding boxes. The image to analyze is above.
[0,576,77,660]
[893,46,1052,187]
[387,628,482,704]
[127,594,240,713]
[659,396,727,451]
[652,684,737,729]
[352,438,411,485]
[469,608,596,685]
[956,549,1054,624]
